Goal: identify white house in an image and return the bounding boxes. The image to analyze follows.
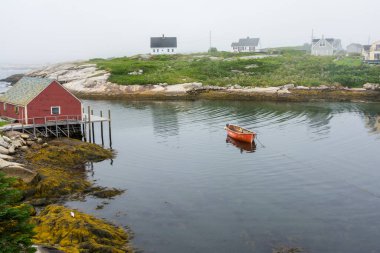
[363,41,380,63]
[346,43,363,54]
[311,37,342,56]
[231,37,260,52]
[150,35,177,55]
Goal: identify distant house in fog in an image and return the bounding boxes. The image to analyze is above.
[150,35,177,55]
[231,37,260,52]
[362,45,371,60]
[363,41,380,63]
[311,37,342,56]
[346,43,363,54]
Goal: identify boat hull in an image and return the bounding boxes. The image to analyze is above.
[225,124,256,143]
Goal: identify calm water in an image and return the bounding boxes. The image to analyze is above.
[67,100,380,253]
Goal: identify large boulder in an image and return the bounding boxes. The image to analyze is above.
[0,146,9,155]
[363,83,380,90]
[0,140,9,149]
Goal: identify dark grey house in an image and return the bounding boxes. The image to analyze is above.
[231,37,260,52]
[150,35,177,54]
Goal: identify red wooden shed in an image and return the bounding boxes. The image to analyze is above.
[0,77,82,124]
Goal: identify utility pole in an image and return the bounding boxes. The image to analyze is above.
[209,30,212,50]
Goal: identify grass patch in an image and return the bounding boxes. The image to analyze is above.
[89,50,380,88]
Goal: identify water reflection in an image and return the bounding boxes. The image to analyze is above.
[149,102,180,138]
[365,114,380,133]
[226,136,256,153]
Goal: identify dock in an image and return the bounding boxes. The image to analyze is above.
[0,107,113,148]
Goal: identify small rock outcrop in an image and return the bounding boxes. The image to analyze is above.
[363,83,380,90]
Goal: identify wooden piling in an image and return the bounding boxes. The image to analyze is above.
[33,118,36,137]
[88,106,92,143]
[100,110,104,147]
[67,119,70,138]
[91,109,95,143]
[83,115,87,142]
[108,110,112,148]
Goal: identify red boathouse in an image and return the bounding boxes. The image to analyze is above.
[0,77,82,124]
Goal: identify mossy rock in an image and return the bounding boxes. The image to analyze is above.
[26,138,113,169]
[33,205,133,253]
[16,138,114,202]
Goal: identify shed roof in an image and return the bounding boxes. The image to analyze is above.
[0,77,54,106]
[150,36,177,48]
[231,37,260,47]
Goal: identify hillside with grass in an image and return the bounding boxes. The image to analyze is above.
[89,50,380,88]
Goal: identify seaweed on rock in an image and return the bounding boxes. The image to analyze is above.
[33,205,133,253]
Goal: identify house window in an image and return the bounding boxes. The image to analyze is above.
[172,49,174,52]
[3,103,6,111]
[51,106,60,115]
[320,40,325,47]
[14,106,19,115]
[153,49,155,52]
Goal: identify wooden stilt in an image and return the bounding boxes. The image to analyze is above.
[100,110,104,147]
[91,109,95,143]
[108,110,112,149]
[55,116,58,137]
[83,115,87,142]
[33,118,36,137]
[67,119,70,138]
[88,106,92,143]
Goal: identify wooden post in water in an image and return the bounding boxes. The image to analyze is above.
[91,109,95,143]
[108,110,112,149]
[100,110,104,147]
[88,106,92,143]
[83,115,87,142]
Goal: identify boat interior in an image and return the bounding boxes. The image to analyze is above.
[227,124,254,134]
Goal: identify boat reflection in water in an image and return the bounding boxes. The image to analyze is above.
[226,136,257,153]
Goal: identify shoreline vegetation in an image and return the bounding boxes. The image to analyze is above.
[3,50,380,102]
[0,133,133,253]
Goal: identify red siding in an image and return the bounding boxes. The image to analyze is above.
[0,81,82,124]
[0,102,26,122]
[27,81,82,124]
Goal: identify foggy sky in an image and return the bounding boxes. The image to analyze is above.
[0,0,379,64]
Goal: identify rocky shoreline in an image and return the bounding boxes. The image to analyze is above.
[19,62,380,102]
[0,133,133,252]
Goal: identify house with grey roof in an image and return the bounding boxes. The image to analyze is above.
[150,35,177,55]
[346,43,363,54]
[231,37,260,53]
[311,37,342,56]
[0,77,82,124]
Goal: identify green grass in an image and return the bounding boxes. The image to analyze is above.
[0,121,9,127]
[89,50,380,88]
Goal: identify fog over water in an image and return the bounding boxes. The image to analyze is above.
[1,0,379,64]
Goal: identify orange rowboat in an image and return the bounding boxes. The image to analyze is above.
[225,124,256,143]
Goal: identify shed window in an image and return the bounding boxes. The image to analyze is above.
[51,106,61,115]
[3,103,6,111]
[15,106,19,115]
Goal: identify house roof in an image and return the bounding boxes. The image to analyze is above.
[347,43,362,48]
[0,77,54,106]
[231,37,260,47]
[363,45,371,51]
[150,36,177,48]
[312,38,338,44]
